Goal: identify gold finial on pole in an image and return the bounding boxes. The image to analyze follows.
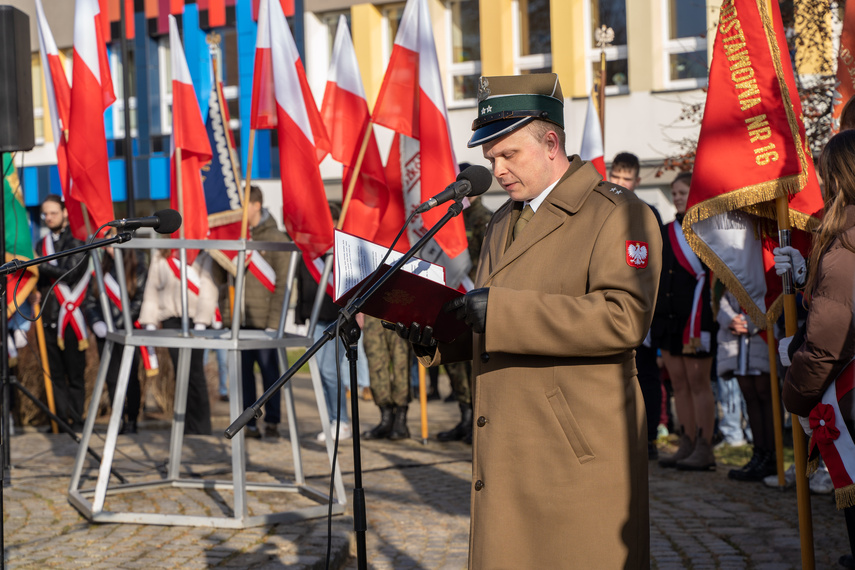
[593,25,614,146]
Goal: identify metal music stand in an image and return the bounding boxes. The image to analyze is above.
[67,238,345,528]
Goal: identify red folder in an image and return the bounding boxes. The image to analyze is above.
[335,264,468,343]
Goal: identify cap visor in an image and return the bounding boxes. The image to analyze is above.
[467,117,534,148]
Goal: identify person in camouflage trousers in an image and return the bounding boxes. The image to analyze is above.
[362,316,413,440]
[435,178,494,444]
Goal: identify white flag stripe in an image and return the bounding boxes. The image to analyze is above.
[168,16,194,87]
[329,15,365,99]
[73,0,102,83]
[35,0,63,145]
[580,96,603,160]
[255,0,271,49]
[35,0,59,56]
[268,0,314,143]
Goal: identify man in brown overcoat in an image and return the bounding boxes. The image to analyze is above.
[399,73,662,568]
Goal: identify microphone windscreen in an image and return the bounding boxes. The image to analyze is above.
[155,209,183,234]
[458,164,493,197]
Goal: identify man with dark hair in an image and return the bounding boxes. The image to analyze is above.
[399,74,661,567]
[235,185,291,439]
[36,194,89,430]
[608,151,641,191]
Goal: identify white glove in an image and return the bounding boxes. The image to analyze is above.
[212,320,223,330]
[145,324,157,331]
[798,415,813,437]
[92,321,108,338]
[194,323,207,331]
[778,335,793,367]
[773,246,806,286]
[13,329,28,349]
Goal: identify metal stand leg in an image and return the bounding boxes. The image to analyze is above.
[341,320,367,570]
[228,347,248,522]
[167,347,191,481]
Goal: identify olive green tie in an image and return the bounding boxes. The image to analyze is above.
[513,204,535,241]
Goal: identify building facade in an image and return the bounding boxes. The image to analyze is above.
[12,0,719,220]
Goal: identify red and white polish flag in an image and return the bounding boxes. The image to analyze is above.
[34,0,91,240]
[250,0,276,130]
[169,14,212,264]
[580,95,606,178]
[371,0,467,259]
[320,15,389,243]
[67,0,116,232]
[256,0,333,283]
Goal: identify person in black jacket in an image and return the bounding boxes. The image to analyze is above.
[35,195,89,430]
[84,241,148,434]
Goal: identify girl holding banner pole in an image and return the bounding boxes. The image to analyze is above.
[782,130,855,566]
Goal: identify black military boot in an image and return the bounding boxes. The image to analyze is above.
[437,403,473,442]
[388,405,410,441]
[362,405,395,440]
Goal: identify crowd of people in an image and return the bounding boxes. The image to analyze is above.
[16,180,492,446]
[14,69,855,568]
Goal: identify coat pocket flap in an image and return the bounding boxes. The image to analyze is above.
[546,387,595,464]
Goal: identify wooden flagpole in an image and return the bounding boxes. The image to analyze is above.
[33,302,58,433]
[757,1,813,565]
[208,33,244,200]
[776,196,814,569]
[594,25,613,147]
[766,324,785,487]
[418,364,428,445]
[239,130,257,241]
[337,122,374,230]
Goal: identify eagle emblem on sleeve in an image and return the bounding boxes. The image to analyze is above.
[626,241,649,268]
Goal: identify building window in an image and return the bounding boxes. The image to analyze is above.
[587,0,629,95]
[664,0,708,88]
[158,36,172,136]
[320,10,351,56]
[514,0,552,74]
[447,0,481,107]
[110,43,138,138]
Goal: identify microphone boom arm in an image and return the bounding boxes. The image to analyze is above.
[0,232,133,277]
[225,199,466,438]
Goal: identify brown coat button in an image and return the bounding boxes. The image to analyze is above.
[480,352,490,363]
[477,416,486,427]
[474,480,484,491]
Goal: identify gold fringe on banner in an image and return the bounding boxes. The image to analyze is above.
[836,485,855,510]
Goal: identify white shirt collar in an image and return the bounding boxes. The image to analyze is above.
[525,178,561,213]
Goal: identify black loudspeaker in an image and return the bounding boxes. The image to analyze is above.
[0,6,34,153]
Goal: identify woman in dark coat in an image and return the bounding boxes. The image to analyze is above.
[652,172,717,471]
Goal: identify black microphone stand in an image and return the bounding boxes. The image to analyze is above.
[0,233,134,476]
[0,230,132,568]
[226,200,466,570]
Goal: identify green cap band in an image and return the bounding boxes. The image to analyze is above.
[473,94,564,130]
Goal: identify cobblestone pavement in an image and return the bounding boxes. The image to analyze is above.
[2,373,851,568]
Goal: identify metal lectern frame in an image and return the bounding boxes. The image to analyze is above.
[67,237,346,528]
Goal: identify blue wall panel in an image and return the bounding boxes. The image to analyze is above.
[22,167,39,207]
[149,156,170,200]
[109,160,126,201]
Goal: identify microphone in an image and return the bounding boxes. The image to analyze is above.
[415,165,493,214]
[107,209,183,234]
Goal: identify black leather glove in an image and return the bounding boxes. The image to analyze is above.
[444,288,489,334]
[382,321,437,357]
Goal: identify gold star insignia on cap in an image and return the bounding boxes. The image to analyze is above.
[481,105,492,115]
